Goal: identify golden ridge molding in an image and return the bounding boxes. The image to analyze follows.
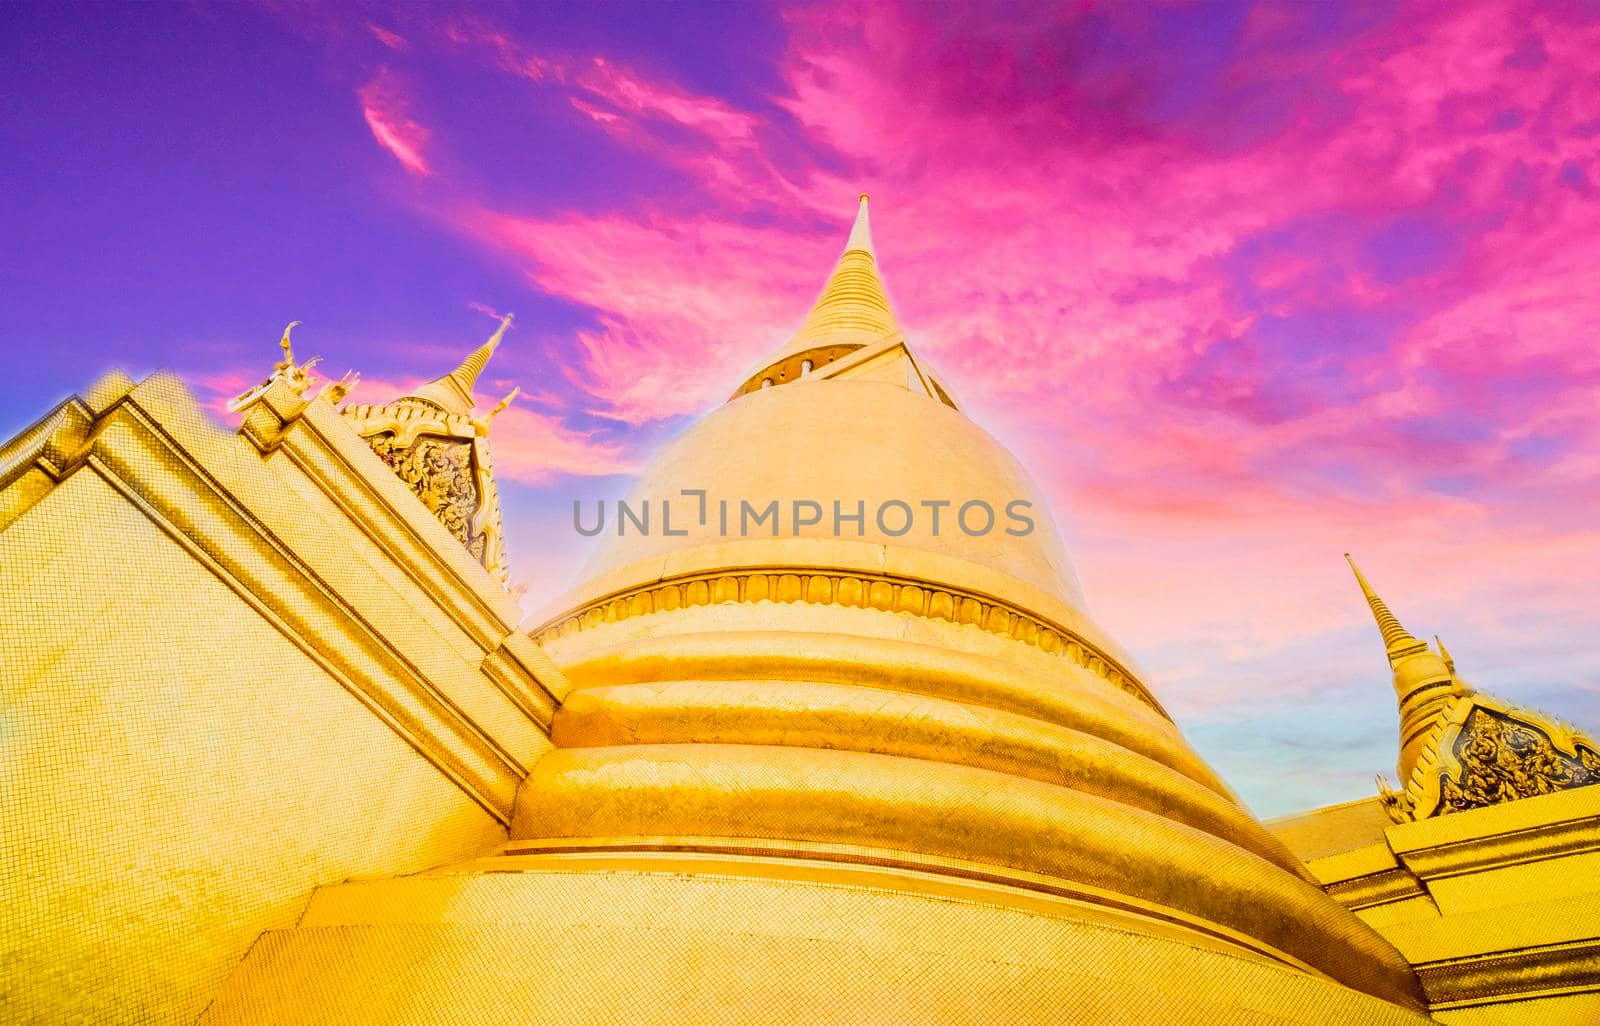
[1323,867,1427,911]
[533,569,1166,717]
[1415,938,1600,1008]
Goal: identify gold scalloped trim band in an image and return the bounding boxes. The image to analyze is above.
[532,569,1165,717]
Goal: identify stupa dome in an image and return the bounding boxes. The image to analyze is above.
[519,199,1428,1016]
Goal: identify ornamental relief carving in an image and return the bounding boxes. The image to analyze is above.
[1436,706,1600,816]
[532,570,1165,717]
[369,432,486,560]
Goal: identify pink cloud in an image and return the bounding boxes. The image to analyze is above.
[465,300,511,322]
[366,22,407,52]
[578,55,757,144]
[460,206,831,422]
[186,369,255,420]
[441,21,757,145]
[359,70,431,176]
[480,401,635,484]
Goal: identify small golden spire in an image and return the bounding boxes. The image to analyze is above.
[769,197,899,361]
[406,313,513,416]
[1344,554,1422,659]
[1346,554,1455,786]
[845,194,874,255]
[472,387,520,436]
[1435,635,1455,675]
[448,313,512,398]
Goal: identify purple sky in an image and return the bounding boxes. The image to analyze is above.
[5,0,1599,817]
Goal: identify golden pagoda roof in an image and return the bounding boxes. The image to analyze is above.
[741,198,963,407]
[566,198,1089,621]
[1347,554,1460,790]
[1348,557,1600,821]
[339,314,518,583]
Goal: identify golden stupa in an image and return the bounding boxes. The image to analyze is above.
[2,199,1597,1025]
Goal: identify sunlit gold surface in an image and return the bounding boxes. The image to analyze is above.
[5,201,1597,1024]
[1273,787,1600,1025]
[490,202,1436,1020]
[565,379,1087,609]
[1,358,554,1023]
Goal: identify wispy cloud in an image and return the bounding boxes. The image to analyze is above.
[366,22,407,52]
[358,69,431,176]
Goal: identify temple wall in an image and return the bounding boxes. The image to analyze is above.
[0,373,561,1024]
[1272,786,1600,1024]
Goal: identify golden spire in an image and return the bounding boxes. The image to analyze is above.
[407,313,512,416]
[1344,553,1425,664]
[1435,635,1455,676]
[1345,554,1456,787]
[775,195,901,359]
[845,193,875,255]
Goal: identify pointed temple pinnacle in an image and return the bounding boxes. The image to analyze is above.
[406,313,512,416]
[448,313,512,397]
[1435,635,1455,675]
[845,194,874,256]
[1344,554,1422,659]
[771,197,900,360]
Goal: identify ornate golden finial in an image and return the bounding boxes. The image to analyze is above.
[230,320,322,411]
[1375,773,1412,824]
[1344,554,1422,660]
[1435,635,1456,676]
[279,320,300,362]
[277,321,322,395]
[488,386,519,417]
[320,370,360,406]
[472,387,520,436]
